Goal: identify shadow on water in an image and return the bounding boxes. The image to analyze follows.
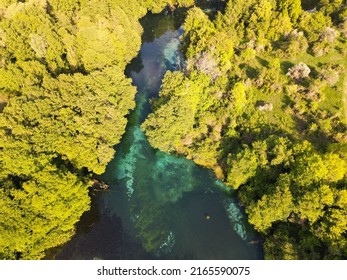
[56,8,263,260]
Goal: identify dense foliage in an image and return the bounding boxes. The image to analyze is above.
[143,0,347,259]
[0,0,194,259]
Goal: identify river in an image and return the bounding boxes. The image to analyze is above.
[56,10,262,260]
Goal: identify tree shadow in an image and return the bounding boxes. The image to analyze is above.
[280,61,294,75]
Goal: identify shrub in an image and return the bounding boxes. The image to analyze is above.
[286,62,311,81]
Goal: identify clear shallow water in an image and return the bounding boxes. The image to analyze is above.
[56,11,262,260]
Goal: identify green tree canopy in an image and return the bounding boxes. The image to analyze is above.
[0,0,177,259]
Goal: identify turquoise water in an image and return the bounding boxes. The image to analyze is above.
[57,11,262,260]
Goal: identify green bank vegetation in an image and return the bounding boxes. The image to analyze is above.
[2,0,347,260]
[0,0,194,259]
[143,0,347,259]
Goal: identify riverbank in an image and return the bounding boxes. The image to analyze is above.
[55,9,262,260]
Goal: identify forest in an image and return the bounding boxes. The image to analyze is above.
[0,0,193,259]
[143,0,347,259]
[1,0,347,260]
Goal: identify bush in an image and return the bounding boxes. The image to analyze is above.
[320,27,339,43]
[286,62,311,81]
[319,66,340,86]
[282,30,309,57]
[190,51,221,80]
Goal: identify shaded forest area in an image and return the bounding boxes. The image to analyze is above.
[143,0,347,259]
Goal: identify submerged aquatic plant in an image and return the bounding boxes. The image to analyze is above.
[224,199,248,241]
[115,126,147,198]
[156,231,176,256]
[214,179,233,194]
[152,151,196,202]
[130,151,198,252]
[163,38,182,70]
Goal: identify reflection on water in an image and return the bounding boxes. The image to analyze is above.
[56,11,262,260]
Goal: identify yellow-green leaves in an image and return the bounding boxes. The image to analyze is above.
[142,71,203,152]
[295,185,334,224]
[0,168,90,260]
[183,8,215,58]
[226,147,259,189]
[0,1,66,71]
[142,0,347,260]
[247,186,294,232]
[0,66,136,176]
[0,0,157,259]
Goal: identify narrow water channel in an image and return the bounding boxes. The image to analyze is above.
[57,10,262,260]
